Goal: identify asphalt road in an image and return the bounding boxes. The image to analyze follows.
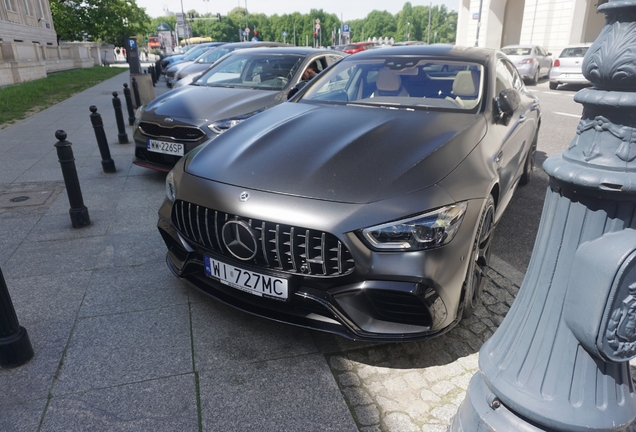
[491,79,589,273]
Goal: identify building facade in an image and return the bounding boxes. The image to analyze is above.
[456,0,605,54]
[1,0,57,46]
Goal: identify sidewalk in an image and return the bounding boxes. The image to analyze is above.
[0,69,622,431]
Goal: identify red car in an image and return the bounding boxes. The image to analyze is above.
[342,42,376,54]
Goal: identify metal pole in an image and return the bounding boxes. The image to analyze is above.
[452,1,636,430]
[54,130,91,228]
[131,77,141,108]
[474,0,484,47]
[111,92,129,144]
[0,267,34,368]
[123,84,135,125]
[427,2,432,44]
[88,106,116,174]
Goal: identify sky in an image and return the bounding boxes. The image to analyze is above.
[135,0,460,22]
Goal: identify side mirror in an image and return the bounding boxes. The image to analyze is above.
[496,88,520,124]
[547,52,552,56]
[287,81,308,100]
[191,73,203,84]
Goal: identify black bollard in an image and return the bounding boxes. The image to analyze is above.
[131,77,141,108]
[149,65,156,87]
[111,92,129,144]
[155,59,162,76]
[451,1,636,430]
[0,267,34,368]
[88,106,116,173]
[123,84,135,126]
[54,130,91,228]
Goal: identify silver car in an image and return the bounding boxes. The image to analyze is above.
[548,43,592,90]
[501,45,552,84]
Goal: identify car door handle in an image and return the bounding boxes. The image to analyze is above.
[495,151,503,165]
[519,114,527,122]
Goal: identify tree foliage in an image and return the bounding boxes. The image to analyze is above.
[52,1,456,47]
[51,0,151,46]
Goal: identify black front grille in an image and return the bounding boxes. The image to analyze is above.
[172,200,355,278]
[139,122,205,141]
[365,290,432,327]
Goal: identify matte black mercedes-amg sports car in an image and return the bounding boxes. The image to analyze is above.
[158,45,541,341]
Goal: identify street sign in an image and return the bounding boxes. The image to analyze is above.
[282,31,287,36]
[245,27,250,34]
[343,24,350,34]
[315,23,320,30]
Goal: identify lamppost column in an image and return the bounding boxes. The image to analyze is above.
[451,1,636,430]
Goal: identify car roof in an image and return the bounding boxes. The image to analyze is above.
[222,46,341,56]
[351,44,494,63]
[501,44,535,49]
[220,41,292,49]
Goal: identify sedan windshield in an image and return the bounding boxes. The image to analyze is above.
[300,57,484,111]
[195,53,303,91]
[195,46,236,64]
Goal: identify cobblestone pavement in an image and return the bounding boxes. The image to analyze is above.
[324,265,517,432]
[324,261,636,432]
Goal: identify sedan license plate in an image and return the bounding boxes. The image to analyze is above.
[147,139,184,156]
[204,256,288,301]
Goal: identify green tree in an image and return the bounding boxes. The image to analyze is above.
[51,0,151,46]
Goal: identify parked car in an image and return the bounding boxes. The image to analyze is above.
[133,47,344,172]
[161,42,223,71]
[157,45,541,341]
[342,42,377,54]
[501,44,552,84]
[164,43,227,86]
[171,41,291,88]
[548,43,592,90]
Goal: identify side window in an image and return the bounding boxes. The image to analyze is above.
[536,47,545,57]
[503,60,524,91]
[495,59,514,95]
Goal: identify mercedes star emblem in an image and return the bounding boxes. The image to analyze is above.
[239,191,250,202]
[164,117,174,122]
[221,220,258,260]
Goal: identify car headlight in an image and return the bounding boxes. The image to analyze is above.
[165,170,176,202]
[208,109,266,134]
[134,105,145,121]
[360,202,468,251]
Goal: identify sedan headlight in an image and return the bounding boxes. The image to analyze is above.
[165,170,176,202]
[208,109,266,134]
[134,105,145,121]
[360,202,468,251]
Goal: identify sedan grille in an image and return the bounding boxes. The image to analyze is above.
[172,200,355,277]
[139,122,205,142]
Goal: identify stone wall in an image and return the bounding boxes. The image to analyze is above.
[0,41,114,86]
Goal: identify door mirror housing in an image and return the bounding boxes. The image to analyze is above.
[496,88,520,124]
[287,81,308,100]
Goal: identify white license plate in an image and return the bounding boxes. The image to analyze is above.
[204,256,288,300]
[564,73,583,78]
[147,139,184,156]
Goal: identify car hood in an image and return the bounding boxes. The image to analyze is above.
[179,63,210,76]
[143,86,283,123]
[185,102,487,204]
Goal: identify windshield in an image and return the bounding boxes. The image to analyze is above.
[300,57,484,111]
[183,46,211,61]
[195,53,304,91]
[195,46,236,63]
[501,47,532,56]
[560,47,589,58]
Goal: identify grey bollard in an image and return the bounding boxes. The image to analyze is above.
[0,267,34,368]
[123,84,135,126]
[54,130,91,228]
[89,106,116,173]
[111,92,129,144]
[131,77,141,108]
[451,1,636,431]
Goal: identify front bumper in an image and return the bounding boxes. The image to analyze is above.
[156,181,484,342]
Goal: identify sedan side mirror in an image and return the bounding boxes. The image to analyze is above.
[287,81,308,100]
[496,88,520,124]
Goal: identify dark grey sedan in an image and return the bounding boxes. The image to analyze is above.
[133,47,345,172]
[158,45,541,341]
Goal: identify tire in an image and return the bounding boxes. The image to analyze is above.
[460,195,495,318]
[519,133,537,186]
[549,82,558,90]
[531,67,539,85]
